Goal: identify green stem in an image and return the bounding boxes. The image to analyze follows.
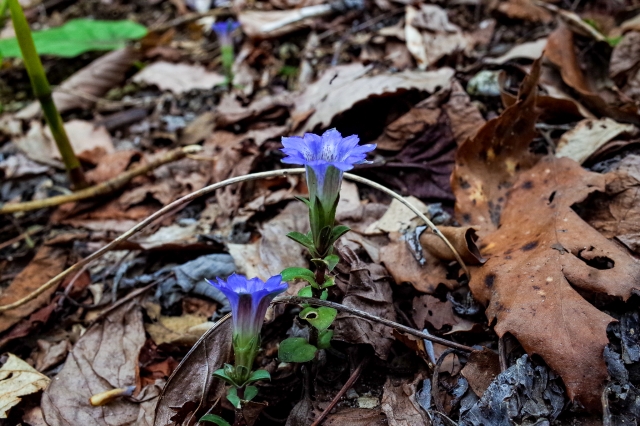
[0,0,9,29]
[7,0,87,190]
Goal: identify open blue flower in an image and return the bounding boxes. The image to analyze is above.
[207,274,287,376]
[212,20,240,46]
[281,129,375,211]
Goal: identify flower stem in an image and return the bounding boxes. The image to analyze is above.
[0,0,8,29]
[7,0,87,190]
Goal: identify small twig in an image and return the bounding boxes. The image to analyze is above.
[0,169,467,312]
[275,296,474,353]
[0,225,44,251]
[310,357,368,426]
[149,8,228,32]
[431,348,459,414]
[0,145,201,214]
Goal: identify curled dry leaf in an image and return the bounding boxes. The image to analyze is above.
[0,246,67,334]
[609,31,640,103]
[41,300,152,426]
[239,5,332,40]
[545,25,640,125]
[452,59,640,410]
[483,37,547,64]
[420,226,484,265]
[0,354,50,419]
[293,62,454,133]
[555,117,637,164]
[496,0,552,23]
[380,372,430,426]
[153,317,232,426]
[16,48,140,120]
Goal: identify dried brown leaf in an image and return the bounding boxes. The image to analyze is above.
[555,118,637,164]
[132,61,225,94]
[452,59,640,410]
[461,348,501,398]
[420,226,484,265]
[380,373,430,426]
[293,63,454,133]
[16,48,139,120]
[0,354,50,418]
[153,318,232,426]
[496,0,552,23]
[412,294,474,331]
[0,246,67,334]
[41,300,152,425]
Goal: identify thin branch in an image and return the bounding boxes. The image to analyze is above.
[0,145,201,214]
[274,296,474,353]
[0,169,468,312]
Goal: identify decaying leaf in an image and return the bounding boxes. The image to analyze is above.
[556,117,637,164]
[16,48,140,120]
[0,354,50,418]
[0,246,68,334]
[317,407,386,425]
[380,373,430,426]
[153,317,232,426]
[132,61,225,94]
[420,226,484,265]
[293,62,454,133]
[452,59,640,409]
[496,0,552,23]
[41,300,153,426]
[460,348,501,398]
[334,249,396,360]
[412,295,474,332]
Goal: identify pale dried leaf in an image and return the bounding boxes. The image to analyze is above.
[0,354,50,418]
[556,117,637,164]
[380,373,429,426]
[132,61,225,94]
[239,5,331,39]
[484,38,547,64]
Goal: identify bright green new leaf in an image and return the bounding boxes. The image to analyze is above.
[0,19,147,58]
[278,337,317,363]
[281,267,317,286]
[323,254,340,271]
[244,385,258,402]
[297,286,328,300]
[247,369,271,384]
[318,329,333,349]
[299,306,337,331]
[200,414,231,426]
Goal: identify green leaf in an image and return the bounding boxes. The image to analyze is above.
[244,385,258,402]
[200,414,231,426]
[281,267,317,287]
[323,254,340,271]
[286,231,316,251]
[329,225,350,245]
[299,306,337,331]
[213,366,238,387]
[321,276,335,289]
[294,195,311,206]
[0,19,147,58]
[320,289,328,300]
[278,337,317,363]
[318,329,333,349]
[246,369,270,384]
[298,286,313,297]
[227,387,241,409]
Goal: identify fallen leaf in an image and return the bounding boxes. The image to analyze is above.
[442,80,486,146]
[365,196,430,235]
[484,37,547,64]
[420,226,484,265]
[153,318,232,426]
[545,25,640,125]
[0,246,67,334]
[317,407,386,425]
[380,373,430,425]
[0,153,50,179]
[609,31,640,103]
[555,117,637,164]
[239,6,332,40]
[405,4,469,69]
[132,61,225,94]
[31,339,71,372]
[452,60,640,409]
[412,295,474,331]
[85,150,141,184]
[41,300,153,426]
[496,0,552,23]
[215,92,294,128]
[22,406,47,426]
[293,62,454,133]
[0,354,49,419]
[16,48,140,120]
[334,249,396,360]
[460,348,501,398]
[145,311,213,346]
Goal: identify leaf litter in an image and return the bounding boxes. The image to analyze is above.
[1,0,640,424]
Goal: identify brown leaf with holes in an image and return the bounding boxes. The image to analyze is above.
[452,58,640,410]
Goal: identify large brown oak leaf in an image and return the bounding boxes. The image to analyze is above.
[452,58,640,410]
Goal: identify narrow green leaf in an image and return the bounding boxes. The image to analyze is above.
[244,385,258,402]
[299,306,337,331]
[294,195,311,206]
[227,387,241,409]
[278,337,317,363]
[200,414,231,426]
[0,19,147,58]
[286,231,315,251]
[247,369,271,384]
[318,329,333,349]
[213,367,238,387]
[329,225,350,245]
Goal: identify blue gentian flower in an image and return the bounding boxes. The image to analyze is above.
[207,274,287,376]
[281,129,375,212]
[212,20,240,47]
